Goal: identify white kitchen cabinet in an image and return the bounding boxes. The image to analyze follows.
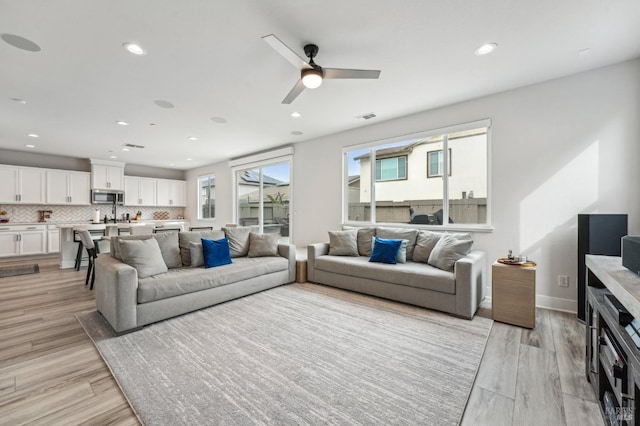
[0,224,47,257]
[91,160,125,190]
[46,170,91,205]
[124,176,157,206]
[0,165,46,204]
[156,179,186,207]
[47,224,60,253]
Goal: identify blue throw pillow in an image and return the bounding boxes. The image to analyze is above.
[201,238,232,268]
[369,237,402,264]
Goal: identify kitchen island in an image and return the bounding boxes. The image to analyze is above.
[58,220,189,269]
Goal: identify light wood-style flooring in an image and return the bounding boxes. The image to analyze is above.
[0,257,603,425]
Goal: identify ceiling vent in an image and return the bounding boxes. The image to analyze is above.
[122,143,145,149]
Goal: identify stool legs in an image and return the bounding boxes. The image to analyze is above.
[74,242,83,271]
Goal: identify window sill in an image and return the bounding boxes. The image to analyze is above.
[342,222,494,233]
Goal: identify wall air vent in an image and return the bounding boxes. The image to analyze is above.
[357,112,377,120]
[122,143,145,149]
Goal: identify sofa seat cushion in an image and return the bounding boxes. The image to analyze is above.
[137,256,288,303]
[314,255,455,294]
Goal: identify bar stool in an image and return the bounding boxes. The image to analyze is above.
[77,230,98,289]
[153,227,181,234]
[130,225,155,235]
[73,227,106,271]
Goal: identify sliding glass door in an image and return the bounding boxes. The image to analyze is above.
[235,161,291,242]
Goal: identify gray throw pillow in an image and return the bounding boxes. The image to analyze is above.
[179,230,225,266]
[222,226,259,257]
[248,232,279,257]
[328,230,359,256]
[344,226,377,256]
[189,241,204,267]
[111,234,153,260]
[153,232,182,268]
[119,238,168,278]
[412,231,443,263]
[376,227,418,260]
[427,232,473,271]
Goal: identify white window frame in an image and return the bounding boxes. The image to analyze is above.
[342,119,493,232]
[197,174,216,220]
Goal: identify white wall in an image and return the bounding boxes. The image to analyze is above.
[185,58,640,312]
[292,58,640,312]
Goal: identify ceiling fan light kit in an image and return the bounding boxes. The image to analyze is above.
[262,34,380,104]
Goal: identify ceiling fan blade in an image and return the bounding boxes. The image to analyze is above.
[262,34,311,70]
[324,68,381,79]
[282,79,306,104]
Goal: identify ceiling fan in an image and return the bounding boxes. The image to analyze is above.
[262,34,381,104]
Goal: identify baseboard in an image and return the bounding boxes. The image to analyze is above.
[483,291,577,314]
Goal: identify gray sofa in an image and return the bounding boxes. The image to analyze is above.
[307,227,485,319]
[95,229,296,333]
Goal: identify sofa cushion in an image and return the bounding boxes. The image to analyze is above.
[328,230,359,256]
[189,242,204,267]
[428,232,473,271]
[223,226,259,257]
[119,238,168,279]
[376,227,418,260]
[179,230,225,266]
[137,256,289,303]
[153,232,182,269]
[314,255,455,294]
[343,226,376,256]
[248,232,279,257]
[111,234,153,261]
[412,231,442,263]
[202,238,233,268]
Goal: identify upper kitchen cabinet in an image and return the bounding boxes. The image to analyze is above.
[156,179,186,207]
[124,176,157,206]
[46,170,91,205]
[90,159,124,190]
[0,165,46,204]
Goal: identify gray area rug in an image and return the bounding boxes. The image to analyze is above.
[78,283,492,425]
[0,263,39,278]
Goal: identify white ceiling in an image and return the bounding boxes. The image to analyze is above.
[1,0,639,170]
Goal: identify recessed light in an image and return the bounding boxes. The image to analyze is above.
[123,42,146,56]
[154,100,174,109]
[188,136,198,141]
[1,33,41,52]
[291,131,304,136]
[474,43,497,56]
[110,155,118,159]
[25,144,35,148]
[115,120,129,126]
[290,112,301,118]
[186,158,193,161]
[11,98,26,104]
[122,147,130,152]
[211,116,227,124]
[27,133,39,138]
[169,163,175,166]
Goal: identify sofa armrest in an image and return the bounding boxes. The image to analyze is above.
[454,250,486,319]
[278,243,296,283]
[95,255,139,334]
[307,242,329,283]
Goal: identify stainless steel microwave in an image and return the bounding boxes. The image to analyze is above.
[91,189,124,205]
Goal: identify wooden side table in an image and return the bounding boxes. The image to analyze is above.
[295,247,307,283]
[492,260,536,328]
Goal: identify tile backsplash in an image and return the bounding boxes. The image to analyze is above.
[0,204,185,223]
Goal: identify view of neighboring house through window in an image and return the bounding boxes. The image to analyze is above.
[235,161,291,242]
[344,120,490,227]
[198,174,215,219]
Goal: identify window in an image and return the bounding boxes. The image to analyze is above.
[344,120,490,228]
[198,174,215,219]
[231,148,293,242]
[427,149,452,178]
[376,156,407,181]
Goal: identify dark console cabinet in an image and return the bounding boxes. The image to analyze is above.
[578,214,628,321]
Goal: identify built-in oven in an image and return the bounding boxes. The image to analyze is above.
[91,189,124,205]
